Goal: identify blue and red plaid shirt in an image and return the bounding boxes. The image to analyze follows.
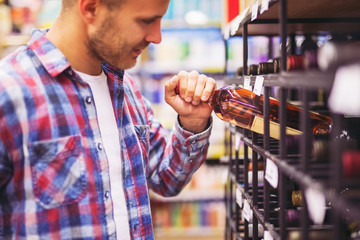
[0,29,212,239]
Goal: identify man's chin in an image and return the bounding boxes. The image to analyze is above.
[110,58,138,70]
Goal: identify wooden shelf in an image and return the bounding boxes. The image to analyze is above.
[258,0,360,20]
[227,0,360,36]
[225,70,335,90]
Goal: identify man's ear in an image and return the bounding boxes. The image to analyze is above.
[78,0,100,24]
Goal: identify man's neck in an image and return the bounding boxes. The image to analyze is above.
[46,13,103,75]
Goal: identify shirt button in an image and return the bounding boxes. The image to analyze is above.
[190,140,196,144]
[85,96,92,104]
[68,70,74,76]
[188,158,194,163]
[97,143,103,151]
[104,191,110,199]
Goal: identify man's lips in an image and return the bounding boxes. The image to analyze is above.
[133,49,143,56]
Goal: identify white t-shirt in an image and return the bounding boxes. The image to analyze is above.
[76,70,131,240]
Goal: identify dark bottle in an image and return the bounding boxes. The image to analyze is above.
[257,62,276,75]
[236,66,244,76]
[272,55,306,72]
[342,150,360,178]
[247,64,258,75]
[208,85,333,140]
[301,34,319,69]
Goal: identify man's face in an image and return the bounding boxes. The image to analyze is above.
[87,0,170,70]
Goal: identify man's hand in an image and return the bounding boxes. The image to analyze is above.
[164,70,216,133]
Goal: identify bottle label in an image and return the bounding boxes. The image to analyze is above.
[265,158,279,188]
[250,116,302,140]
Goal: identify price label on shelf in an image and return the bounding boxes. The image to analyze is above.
[265,158,279,188]
[251,1,259,21]
[261,0,270,14]
[243,200,252,222]
[253,76,264,96]
[305,187,326,225]
[244,76,252,91]
[264,231,274,240]
[236,187,243,207]
[235,132,242,151]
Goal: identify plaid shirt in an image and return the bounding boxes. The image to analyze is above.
[0,29,212,240]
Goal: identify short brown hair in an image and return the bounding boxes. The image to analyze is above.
[61,0,124,12]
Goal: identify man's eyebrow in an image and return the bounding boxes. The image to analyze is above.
[139,15,164,21]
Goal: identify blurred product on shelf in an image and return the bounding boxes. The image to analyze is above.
[239,223,264,238]
[257,61,278,75]
[318,41,360,72]
[248,161,264,171]
[142,27,225,75]
[150,164,227,239]
[247,64,258,75]
[8,0,42,34]
[288,228,337,240]
[226,36,272,76]
[248,170,264,185]
[342,150,360,179]
[0,0,11,36]
[285,129,357,162]
[151,200,225,230]
[208,85,333,139]
[285,208,332,227]
[300,34,319,70]
[236,66,244,76]
[35,0,61,29]
[286,55,305,71]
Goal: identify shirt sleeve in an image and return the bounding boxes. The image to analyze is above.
[143,97,213,197]
[0,131,13,190]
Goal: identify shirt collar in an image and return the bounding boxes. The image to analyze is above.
[27,28,71,78]
[27,29,125,82]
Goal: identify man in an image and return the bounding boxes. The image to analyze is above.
[0,0,216,239]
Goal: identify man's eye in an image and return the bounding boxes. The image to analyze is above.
[143,19,154,24]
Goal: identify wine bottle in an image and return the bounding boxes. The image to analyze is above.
[300,35,319,70]
[287,55,305,71]
[248,64,258,75]
[342,150,360,178]
[208,85,332,140]
[257,61,280,75]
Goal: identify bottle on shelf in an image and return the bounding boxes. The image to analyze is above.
[342,150,360,179]
[285,207,333,227]
[270,182,303,209]
[257,54,315,74]
[207,85,333,140]
[236,66,244,76]
[257,60,280,75]
[300,34,319,70]
[248,64,258,75]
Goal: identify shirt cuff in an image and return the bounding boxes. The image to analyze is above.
[174,116,213,150]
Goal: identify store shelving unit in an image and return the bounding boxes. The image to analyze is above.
[150,163,227,240]
[222,0,360,239]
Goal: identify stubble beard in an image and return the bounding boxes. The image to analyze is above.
[86,16,137,70]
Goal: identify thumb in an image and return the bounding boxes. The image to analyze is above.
[165,75,179,97]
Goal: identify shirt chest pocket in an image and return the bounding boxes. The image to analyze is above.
[134,125,150,161]
[27,135,87,209]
